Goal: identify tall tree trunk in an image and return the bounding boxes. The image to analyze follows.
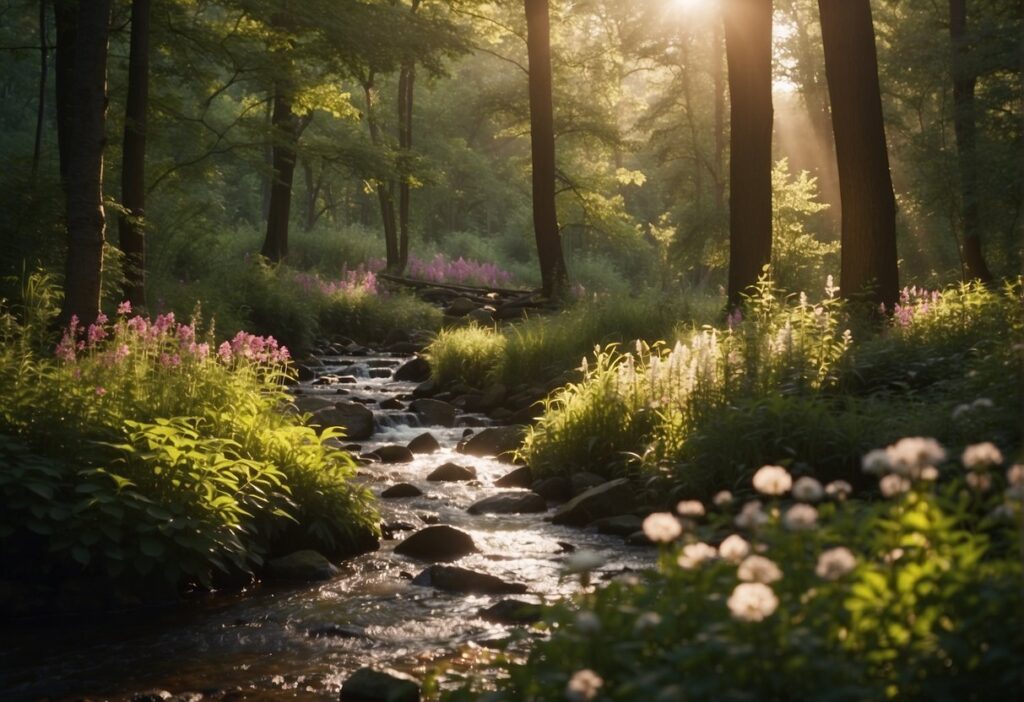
[524,0,568,298]
[723,0,774,308]
[59,0,112,326]
[53,0,76,188]
[119,0,151,309]
[818,0,899,310]
[362,79,399,269]
[32,0,48,179]
[397,59,415,271]
[712,15,726,214]
[261,83,299,262]
[949,0,994,283]
[260,98,274,223]
[302,157,320,232]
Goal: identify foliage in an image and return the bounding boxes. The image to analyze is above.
[770,159,837,294]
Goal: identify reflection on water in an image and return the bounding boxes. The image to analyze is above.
[0,354,652,701]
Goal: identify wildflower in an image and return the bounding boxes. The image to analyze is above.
[783,504,818,531]
[575,611,601,635]
[718,534,751,563]
[675,500,705,518]
[713,490,733,508]
[735,501,768,530]
[1007,465,1024,486]
[972,397,994,410]
[217,341,232,363]
[884,548,905,564]
[825,480,852,500]
[792,476,824,502]
[727,582,779,622]
[815,547,857,580]
[962,442,1003,470]
[879,474,911,498]
[951,403,971,421]
[642,513,682,543]
[752,465,792,496]
[677,542,717,570]
[634,612,662,633]
[920,466,939,481]
[885,437,946,477]
[966,472,992,492]
[566,669,603,702]
[861,448,890,476]
[117,300,132,315]
[737,555,782,584]
[95,386,107,397]
[564,550,605,574]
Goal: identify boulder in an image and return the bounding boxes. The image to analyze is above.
[466,307,495,325]
[266,550,338,583]
[370,445,415,464]
[381,483,423,499]
[407,432,440,454]
[411,565,527,594]
[308,624,366,639]
[368,368,392,379]
[394,356,431,383]
[294,363,317,381]
[292,395,334,414]
[458,425,524,462]
[394,525,477,562]
[426,462,477,482]
[479,599,543,625]
[379,397,405,410]
[409,398,457,427]
[311,402,375,441]
[550,478,635,527]
[341,668,419,702]
[494,466,533,489]
[532,477,571,502]
[571,472,607,496]
[467,492,547,515]
[411,379,437,398]
[593,514,644,537]
[445,296,480,317]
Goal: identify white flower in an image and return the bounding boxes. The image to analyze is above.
[792,476,824,502]
[727,582,779,622]
[566,669,603,702]
[783,504,818,531]
[734,500,768,529]
[1007,465,1024,486]
[564,550,605,574]
[575,611,601,634]
[752,465,792,496]
[815,547,857,580]
[962,442,1003,470]
[737,555,782,584]
[633,611,662,633]
[718,534,751,563]
[920,466,939,481]
[677,542,717,569]
[713,490,733,508]
[885,437,946,477]
[971,397,994,410]
[825,480,852,500]
[861,449,890,476]
[951,403,971,421]
[675,500,705,518]
[966,472,992,492]
[879,474,911,498]
[884,548,905,564]
[642,512,682,543]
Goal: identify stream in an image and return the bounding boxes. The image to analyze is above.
[0,351,651,701]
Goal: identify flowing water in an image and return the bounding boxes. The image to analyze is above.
[0,353,651,701]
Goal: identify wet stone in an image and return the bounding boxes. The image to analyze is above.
[265,550,339,583]
[307,624,366,639]
[379,397,404,410]
[381,483,423,499]
[411,565,528,595]
[370,445,415,464]
[341,668,420,702]
[394,356,431,383]
[407,432,440,454]
[426,462,477,482]
[494,465,533,489]
[394,525,477,562]
[467,492,547,515]
[479,599,543,625]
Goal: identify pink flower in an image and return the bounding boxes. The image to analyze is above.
[117,300,132,315]
[95,386,106,397]
[218,341,232,363]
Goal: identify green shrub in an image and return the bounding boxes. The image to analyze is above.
[427,324,507,388]
[318,288,443,344]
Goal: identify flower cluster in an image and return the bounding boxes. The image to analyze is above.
[294,264,379,297]
[407,253,514,288]
[888,285,942,327]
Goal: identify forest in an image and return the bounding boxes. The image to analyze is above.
[0,0,1021,700]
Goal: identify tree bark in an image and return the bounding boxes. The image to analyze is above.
[712,15,726,214]
[261,83,299,262]
[397,59,415,271]
[59,0,112,326]
[524,0,568,298]
[949,0,994,283]
[818,0,899,310]
[53,0,76,188]
[362,78,399,269]
[119,0,151,309]
[32,0,48,179]
[723,0,774,308]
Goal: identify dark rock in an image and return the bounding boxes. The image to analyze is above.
[458,415,490,428]
[626,530,655,547]
[458,425,524,462]
[571,472,607,496]
[381,483,423,499]
[551,478,635,527]
[370,445,415,464]
[426,462,477,482]
[466,307,495,325]
[266,550,338,583]
[593,515,644,537]
[368,359,399,368]
[407,432,440,454]
[369,368,392,379]
[308,624,366,639]
[388,341,422,354]
[379,397,404,410]
[411,379,437,398]
[532,477,571,501]
[295,364,317,381]
[311,402,375,440]
[411,565,528,594]
[341,667,419,702]
[338,375,359,384]
[479,599,543,625]
[292,395,335,414]
[557,541,576,553]
[488,407,513,423]
[446,297,480,317]
[409,398,457,427]
[394,356,431,383]
[462,428,475,438]
[467,492,547,515]
[494,465,533,489]
[420,514,441,525]
[394,525,477,562]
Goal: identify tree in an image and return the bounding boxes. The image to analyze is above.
[723,0,773,308]
[261,79,307,262]
[397,0,423,271]
[53,0,76,188]
[59,0,113,325]
[949,0,994,282]
[524,0,567,297]
[31,0,48,179]
[119,0,152,308]
[818,0,899,310]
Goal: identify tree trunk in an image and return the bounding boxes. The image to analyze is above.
[723,0,774,308]
[524,0,568,298]
[712,15,726,214]
[32,0,48,179]
[302,157,321,232]
[261,83,299,262]
[260,98,273,222]
[397,59,415,272]
[818,0,899,310]
[949,0,994,283]
[59,0,112,326]
[362,79,399,269]
[119,0,151,309]
[53,0,76,188]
